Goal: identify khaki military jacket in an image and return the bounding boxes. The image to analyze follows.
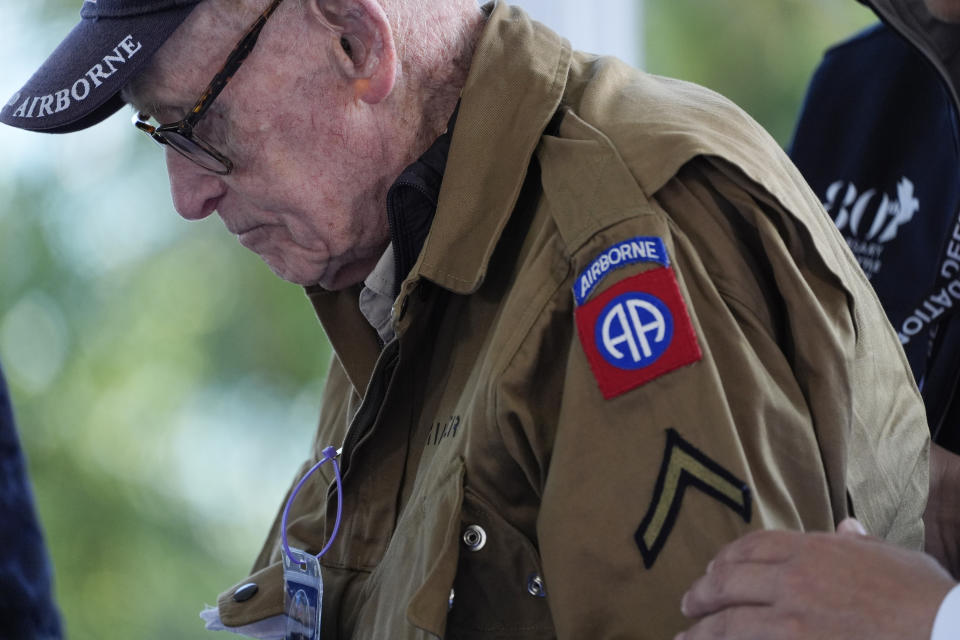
[216,3,929,638]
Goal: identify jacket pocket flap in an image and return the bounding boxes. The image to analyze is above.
[404,458,465,634]
[351,456,463,637]
[217,562,283,628]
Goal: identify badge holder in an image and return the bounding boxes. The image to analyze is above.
[283,548,322,640]
[281,446,343,640]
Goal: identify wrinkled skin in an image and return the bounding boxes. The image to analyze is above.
[925,0,960,23]
[677,519,956,640]
[125,0,428,290]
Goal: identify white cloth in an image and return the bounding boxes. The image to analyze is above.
[931,584,960,640]
[200,606,285,639]
[358,243,398,344]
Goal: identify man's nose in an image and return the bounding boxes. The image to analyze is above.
[165,147,226,220]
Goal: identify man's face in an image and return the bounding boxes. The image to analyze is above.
[924,0,960,23]
[126,2,395,290]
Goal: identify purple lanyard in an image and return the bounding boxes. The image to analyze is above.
[281,445,344,564]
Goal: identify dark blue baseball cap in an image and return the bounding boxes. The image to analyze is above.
[0,0,203,134]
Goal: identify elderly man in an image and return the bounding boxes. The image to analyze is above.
[1,0,931,637]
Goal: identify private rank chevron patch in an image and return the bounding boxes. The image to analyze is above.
[575,267,701,399]
[635,428,752,569]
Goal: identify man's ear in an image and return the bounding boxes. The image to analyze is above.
[308,0,397,104]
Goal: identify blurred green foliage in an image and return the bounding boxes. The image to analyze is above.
[2,146,331,637]
[1,0,874,638]
[645,0,875,145]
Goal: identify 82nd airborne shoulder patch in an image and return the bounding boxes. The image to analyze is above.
[574,236,670,305]
[575,265,701,399]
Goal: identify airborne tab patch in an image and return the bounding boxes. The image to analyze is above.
[635,429,752,569]
[574,237,669,305]
[575,267,701,399]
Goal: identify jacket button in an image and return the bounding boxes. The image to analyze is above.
[462,525,487,551]
[232,582,259,602]
[448,588,455,611]
[526,574,547,598]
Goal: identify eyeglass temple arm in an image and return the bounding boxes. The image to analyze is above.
[185,0,286,125]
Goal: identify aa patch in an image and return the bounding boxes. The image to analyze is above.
[574,237,669,306]
[575,267,701,399]
[635,429,752,569]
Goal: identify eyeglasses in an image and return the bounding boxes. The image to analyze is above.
[132,0,287,175]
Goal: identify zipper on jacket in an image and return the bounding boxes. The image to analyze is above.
[338,338,400,482]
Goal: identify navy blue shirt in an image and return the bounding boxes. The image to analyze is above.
[0,363,62,637]
[790,22,960,450]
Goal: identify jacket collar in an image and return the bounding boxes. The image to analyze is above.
[864,0,960,112]
[411,1,572,294]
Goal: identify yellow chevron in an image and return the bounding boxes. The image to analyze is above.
[636,429,751,568]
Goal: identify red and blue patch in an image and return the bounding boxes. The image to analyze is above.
[575,267,701,399]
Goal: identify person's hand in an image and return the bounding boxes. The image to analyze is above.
[926,443,960,578]
[676,518,956,640]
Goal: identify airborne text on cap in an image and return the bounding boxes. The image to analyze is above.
[7,35,142,120]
